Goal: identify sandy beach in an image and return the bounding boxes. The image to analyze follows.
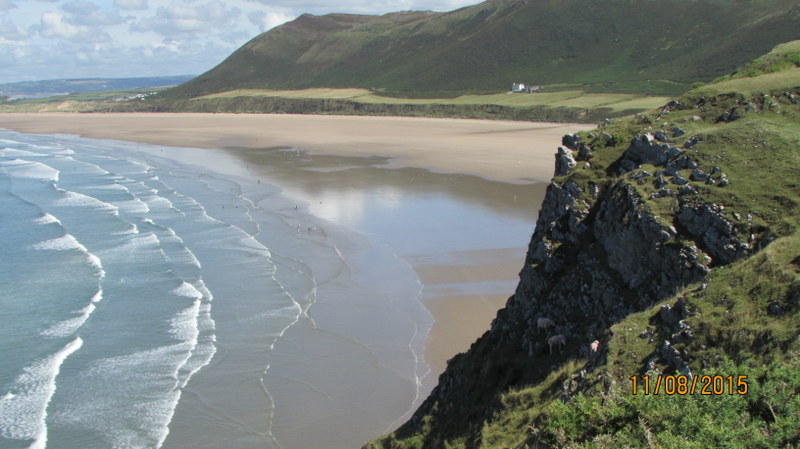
[0,112,592,447]
[0,113,592,184]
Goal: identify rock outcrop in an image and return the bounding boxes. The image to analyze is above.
[388,120,764,447]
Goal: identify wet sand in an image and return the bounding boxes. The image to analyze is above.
[0,113,592,445]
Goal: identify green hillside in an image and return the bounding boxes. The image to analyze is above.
[367,41,800,449]
[165,0,800,99]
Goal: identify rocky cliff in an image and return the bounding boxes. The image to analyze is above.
[367,47,800,448]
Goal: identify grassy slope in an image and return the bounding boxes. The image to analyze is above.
[165,0,800,98]
[368,42,800,449]
[191,88,670,113]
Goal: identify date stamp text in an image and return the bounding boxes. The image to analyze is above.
[629,375,749,395]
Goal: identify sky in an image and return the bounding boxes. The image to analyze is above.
[0,0,483,84]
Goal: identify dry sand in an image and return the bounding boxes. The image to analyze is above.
[0,112,594,411]
[0,112,593,183]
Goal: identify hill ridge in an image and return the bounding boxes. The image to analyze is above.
[165,0,800,98]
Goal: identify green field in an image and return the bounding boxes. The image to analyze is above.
[197,88,671,114]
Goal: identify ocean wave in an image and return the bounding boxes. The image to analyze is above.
[172,281,203,300]
[0,158,59,182]
[0,337,83,448]
[33,213,61,225]
[0,148,46,158]
[30,233,106,278]
[31,233,84,251]
[54,190,119,214]
[40,303,97,338]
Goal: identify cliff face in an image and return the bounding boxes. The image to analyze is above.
[368,80,800,448]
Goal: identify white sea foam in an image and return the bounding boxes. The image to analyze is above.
[55,190,119,214]
[172,281,203,300]
[40,303,96,338]
[112,222,140,235]
[0,337,83,448]
[169,299,201,343]
[59,345,185,449]
[91,182,128,191]
[31,234,84,251]
[113,198,150,215]
[31,234,105,278]
[33,213,61,225]
[0,159,59,182]
[0,148,44,157]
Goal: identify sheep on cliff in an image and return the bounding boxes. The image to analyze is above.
[548,334,567,354]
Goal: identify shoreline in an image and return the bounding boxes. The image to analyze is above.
[0,112,594,184]
[0,113,590,445]
[0,112,591,376]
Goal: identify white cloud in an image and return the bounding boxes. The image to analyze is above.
[38,11,110,43]
[62,1,125,26]
[114,0,148,10]
[131,1,242,39]
[0,0,16,11]
[247,9,293,32]
[0,19,32,40]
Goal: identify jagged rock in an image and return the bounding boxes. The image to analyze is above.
[679,185,697,195]
[562,133,581,150]
[671,175,688,185]
[578,144,594,161]
[659,341,692,377]
[650,188,672,199]
[715,109,741,123]
[619,134,683,173]
[654,131,673,143]
[718,174,730,187]
[634,113,652,125]
[653,174,667,189]
[676,201,750,264]
[666,99,689,111]
[555,146,577,176]
[675,156,691,169]
[689,169,708,182]
[672,126,687,137]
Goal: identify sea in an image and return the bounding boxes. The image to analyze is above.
[0,129,540,449]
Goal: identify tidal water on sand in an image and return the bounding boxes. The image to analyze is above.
[0,131,433,449]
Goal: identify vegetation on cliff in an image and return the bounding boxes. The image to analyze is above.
[367,41,800,449]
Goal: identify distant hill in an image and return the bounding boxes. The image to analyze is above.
[166,0,800,99]
[0,76,195,99]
